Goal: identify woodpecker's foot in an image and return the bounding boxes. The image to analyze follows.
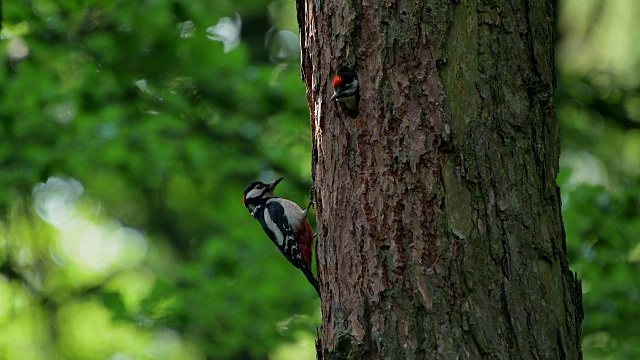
[313,232,317,240]
[305,185,316,213]
[306,201,316,214]
[308,185,316,204]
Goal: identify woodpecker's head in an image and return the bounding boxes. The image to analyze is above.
[243,177,283,212]
[330,66,359,111]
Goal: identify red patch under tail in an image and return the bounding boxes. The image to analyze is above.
[296,220,314,269]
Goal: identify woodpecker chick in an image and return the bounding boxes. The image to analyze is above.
[243,177,320,296]
[330,66,359,111]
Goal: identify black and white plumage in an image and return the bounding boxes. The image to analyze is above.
[330,66,359,111]
[243,177,320,296]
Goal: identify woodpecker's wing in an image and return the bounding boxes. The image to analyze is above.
[261,199,320,296]
[261,200,304,267]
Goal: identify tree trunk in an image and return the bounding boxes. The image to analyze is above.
[296,0,583,358]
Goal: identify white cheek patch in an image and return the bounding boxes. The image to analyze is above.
[263,209,284,245]
[245,188,264,200]
[347,78,358,91]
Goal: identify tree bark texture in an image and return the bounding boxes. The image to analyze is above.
[296,0,583,358]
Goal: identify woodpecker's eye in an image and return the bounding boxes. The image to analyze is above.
[256,184,263,189]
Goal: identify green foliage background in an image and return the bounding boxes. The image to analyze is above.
[1,0,639,358]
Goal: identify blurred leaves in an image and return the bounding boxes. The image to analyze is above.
[558,0,640,359]
[561,181,640,359]
[2,0,316,359]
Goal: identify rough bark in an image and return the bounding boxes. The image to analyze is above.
[296,0,583,358]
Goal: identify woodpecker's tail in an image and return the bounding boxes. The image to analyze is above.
[300,264,320,297]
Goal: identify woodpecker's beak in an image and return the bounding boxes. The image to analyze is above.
[268,177,284,190]
[330,91,341,101]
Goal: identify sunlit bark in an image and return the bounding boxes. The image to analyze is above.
[297,0,583,358]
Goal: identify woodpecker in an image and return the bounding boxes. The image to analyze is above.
[243,177,320,296]
[330,66,359,111]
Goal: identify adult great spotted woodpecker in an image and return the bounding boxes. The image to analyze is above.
[243,177,320,296]
[330,66,359,111]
